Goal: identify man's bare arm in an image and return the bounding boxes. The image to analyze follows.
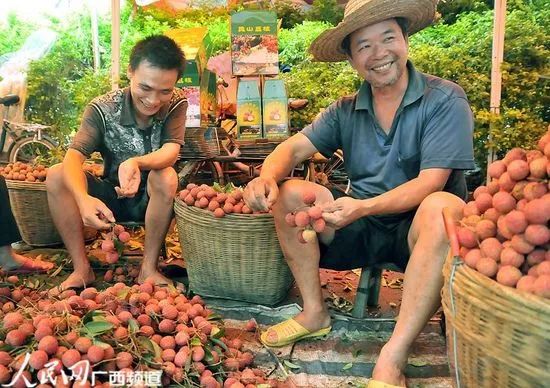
[259,133,319,183]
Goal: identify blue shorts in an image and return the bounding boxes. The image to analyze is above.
[319,188,415,272]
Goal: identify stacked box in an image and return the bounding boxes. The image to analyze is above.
[263,79,288,140]
[231,11,278,76]
[237,79,262,140]
[165,28,214,128]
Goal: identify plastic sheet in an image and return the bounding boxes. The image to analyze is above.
[0,29,57,122]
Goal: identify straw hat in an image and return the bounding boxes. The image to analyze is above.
[309,0,438,62]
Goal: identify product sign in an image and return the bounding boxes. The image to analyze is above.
[231,10,278,76]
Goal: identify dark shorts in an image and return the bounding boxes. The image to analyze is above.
[319,188,415,272]
[85,173,149,222]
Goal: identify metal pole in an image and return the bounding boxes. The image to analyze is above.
[111,0,121,90]
[90,0,100,72]
[486,0,507,180]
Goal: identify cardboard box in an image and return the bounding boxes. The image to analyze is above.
[200,69,218,127]
[237,79,262,139]
[231,11,278,76]
[166,28,214,128]
[165,27,213,77]
[263,79,289,140]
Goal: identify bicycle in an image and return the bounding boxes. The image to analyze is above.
[0,94,57,164]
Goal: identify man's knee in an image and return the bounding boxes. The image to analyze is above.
[418,191,465,217]
[274,180,332,216]
[148,168,178,198]
[45,164,65,194]
[409,191,465,246]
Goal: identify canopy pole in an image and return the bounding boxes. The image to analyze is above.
[111,0,121,90]
[90,0,100,72]
[487,0,507,179]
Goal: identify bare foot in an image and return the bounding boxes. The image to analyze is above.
[264,309,331,344]
[370,343,408,387]
[0,247,54,272]
[137,268,185,292]
[50,270,96,296]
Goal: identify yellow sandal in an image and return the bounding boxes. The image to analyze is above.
[260,318,332,347]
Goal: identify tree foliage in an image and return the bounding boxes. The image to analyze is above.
[0,0,546,173]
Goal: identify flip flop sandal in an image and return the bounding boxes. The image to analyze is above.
[260,318,331,347]
[367,379,406,388]
[2,258,53,275]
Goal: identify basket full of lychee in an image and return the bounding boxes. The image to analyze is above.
[455,130,550,299]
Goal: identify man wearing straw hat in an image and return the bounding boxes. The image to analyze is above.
[244,0,474,386]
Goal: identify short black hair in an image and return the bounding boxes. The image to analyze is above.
[341,17,409,57]
[129,35,185,79]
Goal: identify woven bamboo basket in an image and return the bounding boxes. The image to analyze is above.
[6,180,63,246]
[442,254,550,388]
[173,198,293,305]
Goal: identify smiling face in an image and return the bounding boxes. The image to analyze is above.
[127,60,179,122]
[347,19,409,90]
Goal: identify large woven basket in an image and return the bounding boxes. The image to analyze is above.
[6,180,63,246]
[173,198,293,305]
[179,127,220,160]
[442,253,550,388]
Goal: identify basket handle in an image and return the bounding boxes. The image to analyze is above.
[442,207,460,257]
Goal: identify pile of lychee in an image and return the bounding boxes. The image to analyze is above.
[0,162,47,182]
[177,183,268,218]
[99,224,131,264]
[457,130,550,298]
[285,191,326,244]
[0,282,278,387]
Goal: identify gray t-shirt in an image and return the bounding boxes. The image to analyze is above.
[302,61,474,201]
[70,87,187,184]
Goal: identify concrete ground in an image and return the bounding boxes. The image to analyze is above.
[190,269,454,388]
[15,231,454,388]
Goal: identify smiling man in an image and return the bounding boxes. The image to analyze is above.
[243,0,474,387]
[46,35,187,291]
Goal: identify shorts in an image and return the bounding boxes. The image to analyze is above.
[85,172,149,222]
[319,188,415,272]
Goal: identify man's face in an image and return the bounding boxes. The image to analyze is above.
[347,19,409,89]
[127,60,179,119]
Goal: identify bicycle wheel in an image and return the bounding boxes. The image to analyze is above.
[176,159,222,187]
[8,137,56,164]
[310,150,350,192]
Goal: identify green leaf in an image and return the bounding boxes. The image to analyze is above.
[283,360,301,370]
[342,363,353,371]
[210,337,228,352]
[210,325,223,339]
[82,321,114,336]
[128,319,139,334]
[138,337,163,364]
[117,288,130,300]
[190,337,202,347]
[410,359,427,367]
[83,310,106,324]
[206,313,223,321]
[92,339,110,348]
[114,238,125,256]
